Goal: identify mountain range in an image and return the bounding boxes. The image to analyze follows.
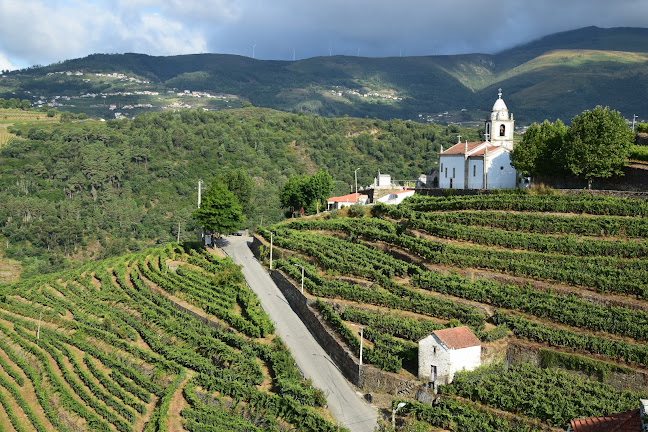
[1,26,647,123]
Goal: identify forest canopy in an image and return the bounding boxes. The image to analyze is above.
[0,107,475,278]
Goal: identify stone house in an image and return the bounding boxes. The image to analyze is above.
[418,326,481,388]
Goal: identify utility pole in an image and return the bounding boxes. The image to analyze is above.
[37,311,42,345]
[354,167,360,203]
[294,263,305,294]
[633,114,638,133]
[198,179,204,243]
[359,326,363,369]
[177,220,181,243]
[198,180,203,208]
[264,230,274,270]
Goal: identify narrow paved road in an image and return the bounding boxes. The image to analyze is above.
[220,235,378,432]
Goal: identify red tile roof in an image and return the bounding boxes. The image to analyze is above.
[471,145,500,156]
[327,193,367,203]
[440,142,484,155]
[433,326,481,349]
[570,409,641,432]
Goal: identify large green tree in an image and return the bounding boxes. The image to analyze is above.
[279,170,333,216]
[563,106,634,189]
[511,120,567,178]
[219,168,254,217]
[192,181,244,235]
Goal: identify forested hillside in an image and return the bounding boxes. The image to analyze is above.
[0,107,478,279]
[1,27,647,123]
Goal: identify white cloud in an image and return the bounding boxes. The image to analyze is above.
[0,0,646,67]
[0,53,17,71]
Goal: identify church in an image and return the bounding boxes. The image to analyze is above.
[438,90,518,189]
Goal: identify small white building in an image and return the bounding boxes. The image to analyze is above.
[418,326,481,387]
[374,173,392,187]
[438,89,517,190]
[376,189,415,205]
[327,192,369,210]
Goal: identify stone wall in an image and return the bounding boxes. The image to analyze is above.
[506,341,648,393]
[535,165,648,192]
[250,235,422,397]
[416,184,648,197]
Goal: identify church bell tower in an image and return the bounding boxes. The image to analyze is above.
[484,89,514,151]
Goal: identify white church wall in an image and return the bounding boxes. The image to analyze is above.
[467,159,484,189]
[438,156,465,189]
[485,151,517,189]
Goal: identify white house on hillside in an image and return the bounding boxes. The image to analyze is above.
[327,192,369,210]
[418,326,481,389]
[438,89,517,190]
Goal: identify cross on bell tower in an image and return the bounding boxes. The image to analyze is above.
[485,88,514,150]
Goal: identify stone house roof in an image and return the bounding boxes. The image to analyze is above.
[432,326,481,350]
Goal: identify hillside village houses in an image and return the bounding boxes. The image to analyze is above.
[438,89,518,189]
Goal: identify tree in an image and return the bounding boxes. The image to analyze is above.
[304,169,333,213]
[219,168,254,216]
[192,181,244,236]
[279,170,334,216]
[511,120,567,178]
[563,106,634,189]
[279,175,307,215]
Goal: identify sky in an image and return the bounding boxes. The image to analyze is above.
[0,0,646,71]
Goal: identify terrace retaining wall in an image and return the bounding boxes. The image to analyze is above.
[506,340,648,393]
[250,235,423,397]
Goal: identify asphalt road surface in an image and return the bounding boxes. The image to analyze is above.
[220,235,379,432]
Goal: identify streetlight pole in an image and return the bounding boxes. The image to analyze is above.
[264,230,274,270]
[294,263,305,294]
[392,402,407,428]
[354,167,360,203]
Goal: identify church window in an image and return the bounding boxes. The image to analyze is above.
[445,168,447,178]
[452,167,455,178]
[473,165,476,177]
[500,124,505,137]
[440,163,443,173]
[500,166,504,170]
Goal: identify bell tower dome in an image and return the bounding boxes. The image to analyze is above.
[484,88,514,151]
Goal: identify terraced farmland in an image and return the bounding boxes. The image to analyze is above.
[0,243,340,432]
[262,192,648,431]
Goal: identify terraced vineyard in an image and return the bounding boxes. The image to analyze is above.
[0,243,341,432]
[262,192,648,431]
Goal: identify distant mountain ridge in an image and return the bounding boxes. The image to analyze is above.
[2,26,647,123]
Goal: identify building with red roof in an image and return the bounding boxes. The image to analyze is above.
[326,192,369,210]
[567,400,648,432]
[438,89,518,190]
[418,326,482,389]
